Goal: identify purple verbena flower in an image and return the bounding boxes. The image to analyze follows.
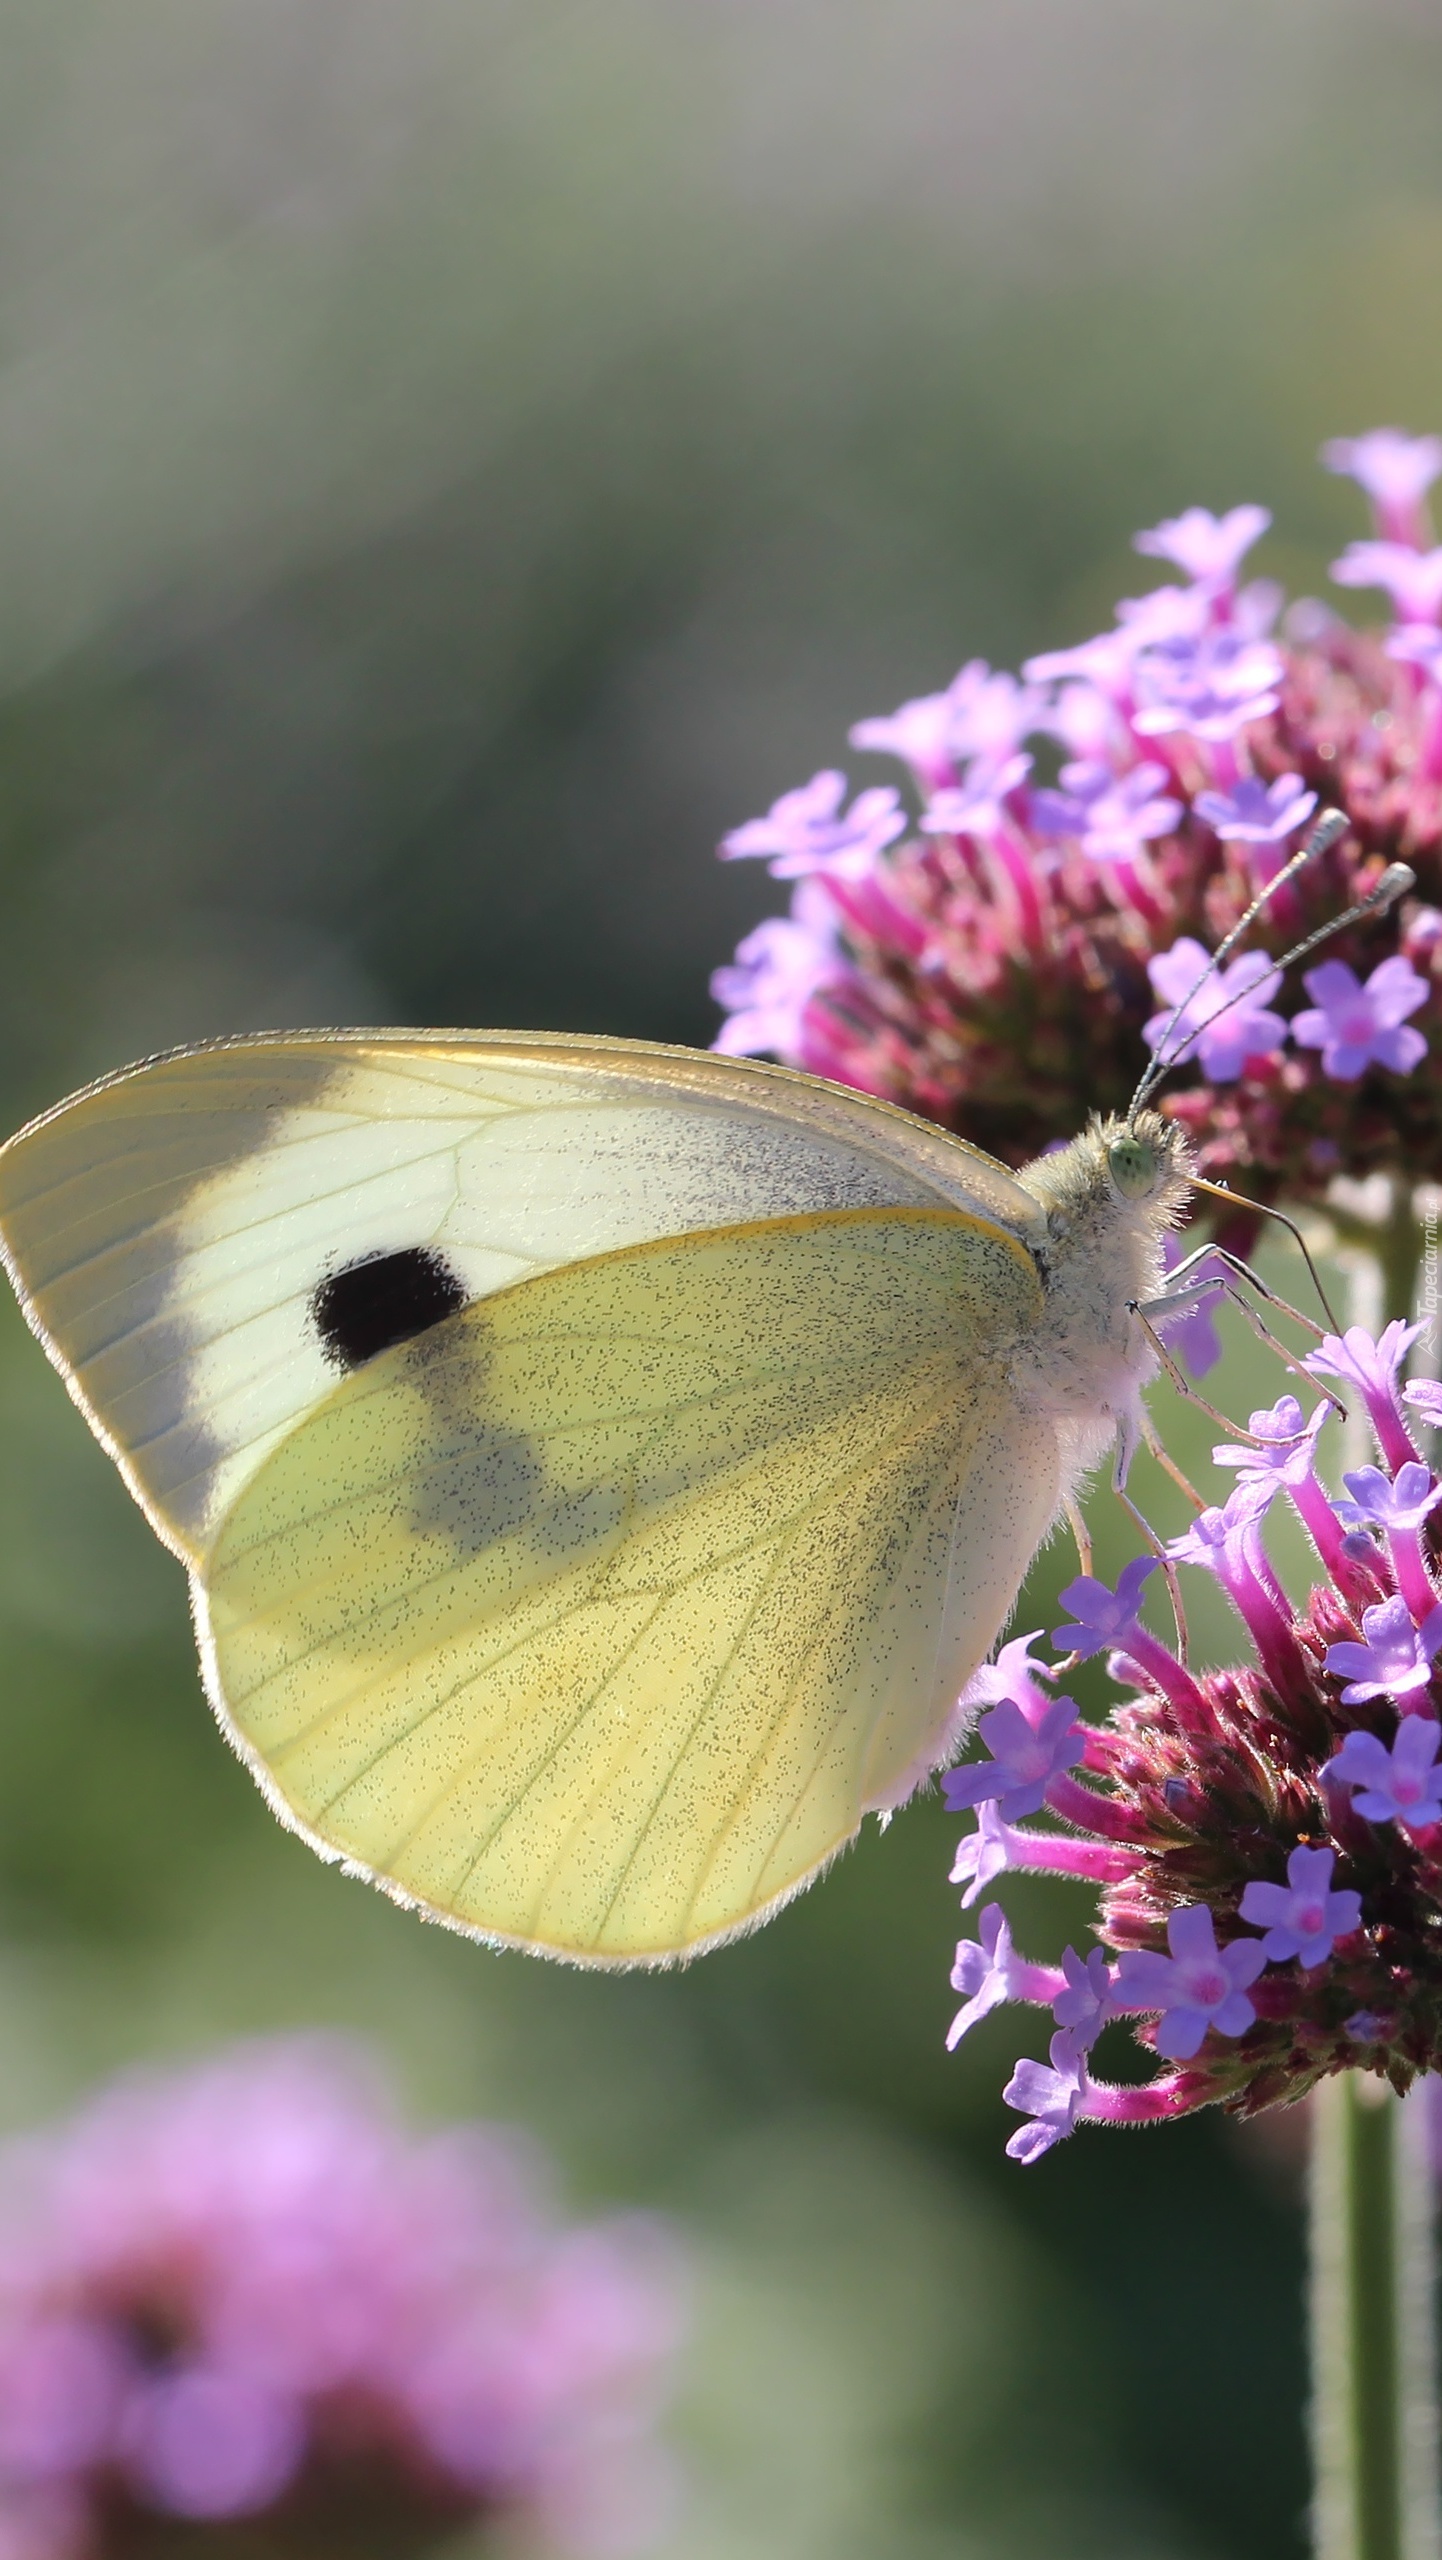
[1405,1378,1442,1430]
[1143,940,1287,1082]
[1239,1845,1362,1969]
[1213,1394,1327,1489]
[1132,629,1284,741]
[1193,774,1318,872]
[1322,1718,1442,1826]
[1029,759,1181,864]
[920,753,1033,841]
[1133,504,1271,590]
[1323,429,1442,546]
[942,1692,1085,1820]
[1115,1905,1267,2060]
[1331,541,1442,626]
[719,769,906,880]
[1002,2035,1088,2164]
[1051,1557,1157,1661]
[710,879,848,1058]
[1323,1593,1442,1702]
[0,2041,681,2560]
[947,1904,1060,2049]
[1291,954,1430,1082]
[1305,1321,1426,1474]
[1051,1946,1116,2061]
[1336,1462,1442,1537]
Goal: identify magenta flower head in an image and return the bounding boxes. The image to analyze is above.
[709,426,1442,1232]
[0,2040,682,2558]
[936,1318,1442,2162]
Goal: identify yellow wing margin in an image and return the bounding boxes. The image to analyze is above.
[197,1208,1057,1965]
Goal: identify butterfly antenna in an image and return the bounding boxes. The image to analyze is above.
[1127,809,1414,1120]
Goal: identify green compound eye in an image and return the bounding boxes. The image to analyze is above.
[1107,1133,1157,1200]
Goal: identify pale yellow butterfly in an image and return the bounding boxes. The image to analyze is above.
[0,1026,1199,1965]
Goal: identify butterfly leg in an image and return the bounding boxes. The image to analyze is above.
[1131,1280,1344,1433]
[1138,1404,1205,1513]
[1064,1495,1094,1579]
[1110,1410,1190,1664]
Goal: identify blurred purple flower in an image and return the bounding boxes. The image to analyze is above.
[1331,542,1442,625]
[1143,940,1286,1082]
[1323,430,1442,546]
[1291,955,1430,1082]
[1029,759,1181,864]
[1193,773,1317,852]
[0,2041,681,2560]
[920,753,1033,840]
[1051,1947,1116,2062]
[719,769,905,880]
[1157,1234,1226,1379]
[1133,504,1271,589]
[710,879,849,1061]
[1132,629,1284,741]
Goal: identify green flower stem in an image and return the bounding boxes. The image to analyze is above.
[1311,2079,1439,2560]
[1311,1194,1439,2560]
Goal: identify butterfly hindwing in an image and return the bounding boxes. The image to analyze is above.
[0,1032,1045,1564]
[197,1208,1056,1963]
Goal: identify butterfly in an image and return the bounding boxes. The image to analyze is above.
[0,1025,1202,1966]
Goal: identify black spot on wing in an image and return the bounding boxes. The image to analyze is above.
[312,1247,468,1370]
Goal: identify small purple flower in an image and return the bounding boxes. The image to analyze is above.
[1323,429,1442,543]
[1051,1946,1116,2059]
[1213,1394,1328,1489]
[1133,503,1271,589]
[1405,1378,1442,1431]
[1239,1845,1362,1969]
[1193,772,1318,850]
[1323,1593,1442,1703]
[1306,1320,1426,1477]
[1322,1718,1442,1825]
[1158,1233,1227,1379]
[1306,1319,1425,1409]
[1002,2035,1088,2164]
[1029,759,1181,865]
[1331,541,1442,625]
[1051,1557,1157,1661]
[1291,955,1429,1082]
[949,1802,1013,1908]
[947,1903,1045,2049]
[1336,1462,1442,1538]
[719,769,906,880]
[1132,629,1284,742]
[1386,623,1442,685]
[1143,939,1287,1082]
[1115,1904,1267,2061]
[946,661,1047,765]
[850,689,961,789]
[920,752,1033,840]
[960,1630,1055,1722]
[942,1692,1086,1821]
[710,880,848,1058]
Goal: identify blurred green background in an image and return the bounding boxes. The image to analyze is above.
[3,2,1442,2551]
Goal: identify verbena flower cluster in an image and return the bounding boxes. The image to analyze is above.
[0,2039,681,2558]
[943,1321,1442,2163]
[711,428,1442,1228]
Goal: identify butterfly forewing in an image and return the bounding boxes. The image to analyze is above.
[0,1032,1044,1564]
[198,1208,1055,1963]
